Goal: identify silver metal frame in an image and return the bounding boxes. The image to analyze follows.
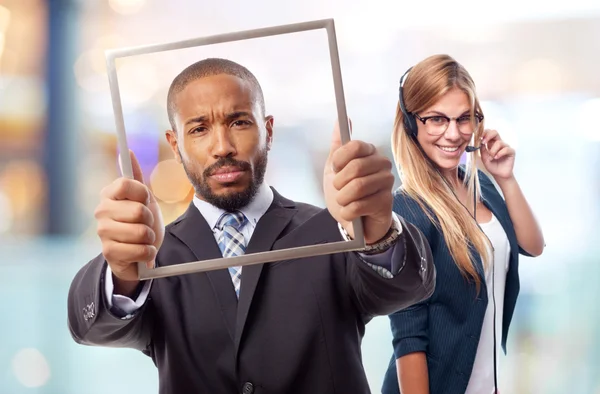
[104,18,366,280]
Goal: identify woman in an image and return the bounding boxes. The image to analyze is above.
[381,54,545,394]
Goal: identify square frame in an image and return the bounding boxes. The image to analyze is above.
[105,18,366,280]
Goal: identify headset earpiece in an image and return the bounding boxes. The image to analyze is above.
[398,67,418,138]
[403,111,418,138]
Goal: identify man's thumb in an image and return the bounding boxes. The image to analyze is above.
[118,149,146,184]
[129,150,146,184]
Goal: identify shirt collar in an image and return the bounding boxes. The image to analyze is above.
[192,182,274,231]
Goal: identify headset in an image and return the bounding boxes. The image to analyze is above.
[398,66,499,392]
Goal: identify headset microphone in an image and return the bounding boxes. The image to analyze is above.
[465,145,481,153]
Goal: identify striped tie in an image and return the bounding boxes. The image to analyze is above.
[216,211,247,298]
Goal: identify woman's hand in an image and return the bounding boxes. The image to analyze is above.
[480,129,515,182]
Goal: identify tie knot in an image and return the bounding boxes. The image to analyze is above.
[216,211,247,231]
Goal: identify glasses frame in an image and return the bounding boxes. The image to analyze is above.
[414,113,484,135]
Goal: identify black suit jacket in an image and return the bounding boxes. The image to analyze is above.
[68,189,435,394]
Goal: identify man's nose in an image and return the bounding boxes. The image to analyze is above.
[210,126,236,157]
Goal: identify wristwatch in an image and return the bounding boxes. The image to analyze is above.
[338,214,403,255]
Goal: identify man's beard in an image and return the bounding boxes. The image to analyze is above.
[181,151,268,212]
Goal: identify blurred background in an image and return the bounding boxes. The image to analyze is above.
[1,0,599,393]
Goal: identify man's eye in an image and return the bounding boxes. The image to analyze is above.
[190,127,207,134]
[232,120,251,127]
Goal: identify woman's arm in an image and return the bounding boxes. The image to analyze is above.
[479,129,545,257]
[397,352,430,394]
[496,175,545,256]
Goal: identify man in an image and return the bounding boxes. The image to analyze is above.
[67,58,435,394]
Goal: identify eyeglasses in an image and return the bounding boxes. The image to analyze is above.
[413,113,484,136]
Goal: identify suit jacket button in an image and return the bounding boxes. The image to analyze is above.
[242,382,254,394]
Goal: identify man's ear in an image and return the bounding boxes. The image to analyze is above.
[265,115,274,151]
[165,130,182,163]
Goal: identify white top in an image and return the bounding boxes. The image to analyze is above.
[465,213,511,394]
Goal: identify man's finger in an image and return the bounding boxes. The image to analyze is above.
[130,150,146,184]
[331,141,376,173]
[332,155,392,191]
[95,200,155,227]
[102,241,157,265]
[335,171,395,207]
[102,177,151,204]
[337,189,393,223]
[97,221,156,245]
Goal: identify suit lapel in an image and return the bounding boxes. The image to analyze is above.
[169,204,239,342]
[234,189,297,354]
[168,190,298,352]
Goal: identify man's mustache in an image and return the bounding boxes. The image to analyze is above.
[203,157,252,177]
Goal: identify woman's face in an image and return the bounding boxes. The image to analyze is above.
[415,87,476,173]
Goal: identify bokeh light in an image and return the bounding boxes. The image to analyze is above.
[11,348,51,388]
[149,159,192,204]
[108,0,146,15]
[0,190,13,233]
[0,160,45,217]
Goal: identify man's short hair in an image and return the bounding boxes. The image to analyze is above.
[166,58,266,131]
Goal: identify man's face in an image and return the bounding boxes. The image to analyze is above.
[166,74,273,211]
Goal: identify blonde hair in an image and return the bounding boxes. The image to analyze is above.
[392,54,490,292]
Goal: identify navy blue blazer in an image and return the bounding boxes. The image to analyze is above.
[381,169,533,394]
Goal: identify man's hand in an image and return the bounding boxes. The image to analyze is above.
[94,150,164,296]
[323,120,395,244]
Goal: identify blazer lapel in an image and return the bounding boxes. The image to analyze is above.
[234,189,297,354]
[169,204,239,343]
